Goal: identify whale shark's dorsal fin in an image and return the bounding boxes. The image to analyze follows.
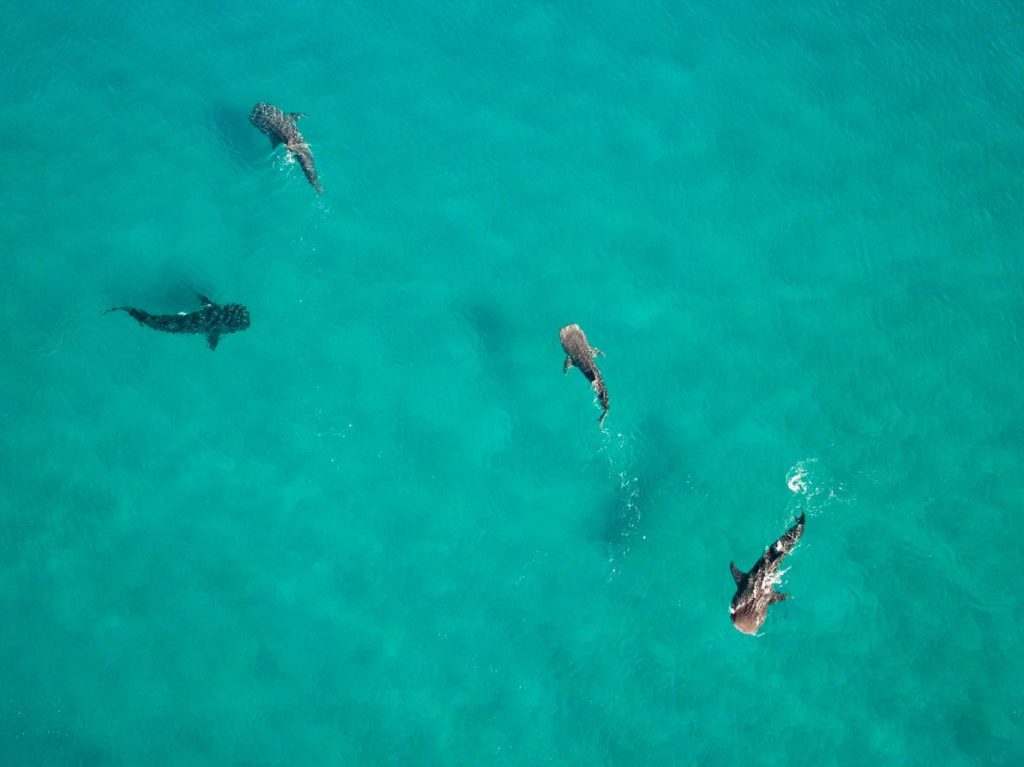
[207,332,220,351]
[769,591,789,604]
[198,294,215,307]
[730,562,746,585]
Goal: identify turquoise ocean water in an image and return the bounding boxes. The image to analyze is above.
[2,1,1023,764]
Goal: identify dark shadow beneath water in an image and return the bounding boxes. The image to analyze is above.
[207,104,266,171]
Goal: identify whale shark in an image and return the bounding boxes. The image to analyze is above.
[729,514,805,635]
[560,323,609,426]
[107,295,250,350]
[249,102,322,194]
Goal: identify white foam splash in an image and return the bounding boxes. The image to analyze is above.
[785,458,852,517]
[600,429,643,578]
[787,463,809,494]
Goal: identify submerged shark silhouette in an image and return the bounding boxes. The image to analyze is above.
[107,295,250,350]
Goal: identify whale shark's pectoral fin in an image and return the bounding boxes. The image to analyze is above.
[591,347,604,357]
[769,591,789,604]
[268,135,282,148]
[563,355,575,374]
[730,562,746,586]
[198,294,215,307]
[288,112,307,121]
[207,332,220,351]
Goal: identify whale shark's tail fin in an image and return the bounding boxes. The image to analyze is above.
[788,513,806,546]
[106,306,150,324]
[592,378,609,426]
[293,148,322,195]
[767,514,806,565]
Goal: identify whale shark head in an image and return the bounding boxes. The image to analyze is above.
[729,599,764,635]
[221,304,251,331]
[250,102,281,129]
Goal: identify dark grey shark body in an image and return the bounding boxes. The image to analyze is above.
[729,514,805,635]
[249,102,321,194]
[108,295,250,350]
[560,323,609,426]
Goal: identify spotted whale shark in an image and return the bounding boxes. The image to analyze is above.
[107,295,250,350]
[729,514,805,634]
[560,323,609,426]
[249,102,322,194]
